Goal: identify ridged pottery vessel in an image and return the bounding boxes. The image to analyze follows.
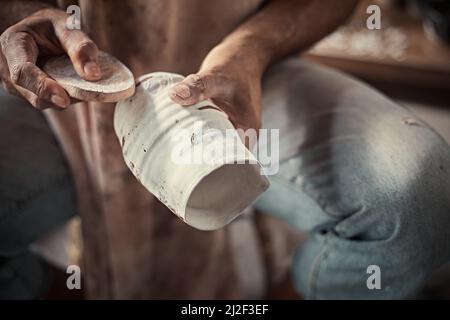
[114,72,269,230]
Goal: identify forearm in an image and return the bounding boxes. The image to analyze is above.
[214,0,358,75]
[0,0,55,32]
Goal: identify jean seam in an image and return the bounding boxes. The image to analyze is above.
[307,235,330,299]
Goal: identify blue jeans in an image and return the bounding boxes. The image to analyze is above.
[255,59,450,299]
[0,89,76,298]
[0,60,449,299]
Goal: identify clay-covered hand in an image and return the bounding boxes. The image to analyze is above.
[169,43,263,133]
[0,8,101,110]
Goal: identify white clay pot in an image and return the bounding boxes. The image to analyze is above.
[114,72,269,231]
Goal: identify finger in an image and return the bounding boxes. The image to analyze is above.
[0,51,19,96]
[55,26,102,81]
[169,72,226,106]
[1,31,70,109]
[16,63,70,109]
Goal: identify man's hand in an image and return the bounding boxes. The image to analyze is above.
[0,8,101,110]
[170,43,263,133]
[170,0,357,133]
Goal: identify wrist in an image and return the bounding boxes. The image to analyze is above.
[208,31,273,78]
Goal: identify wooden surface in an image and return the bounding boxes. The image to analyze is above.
[305,0,450,89]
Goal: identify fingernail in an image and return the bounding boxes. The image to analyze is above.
[84,61,101,78]
[51,94,68,108]
[173,84,191,99]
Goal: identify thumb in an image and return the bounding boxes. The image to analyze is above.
[170,72,222,106]
[55,25,102,81]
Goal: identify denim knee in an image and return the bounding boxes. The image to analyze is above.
[291,134,450,299]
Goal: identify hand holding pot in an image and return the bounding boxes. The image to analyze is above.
[170,41,263,134]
